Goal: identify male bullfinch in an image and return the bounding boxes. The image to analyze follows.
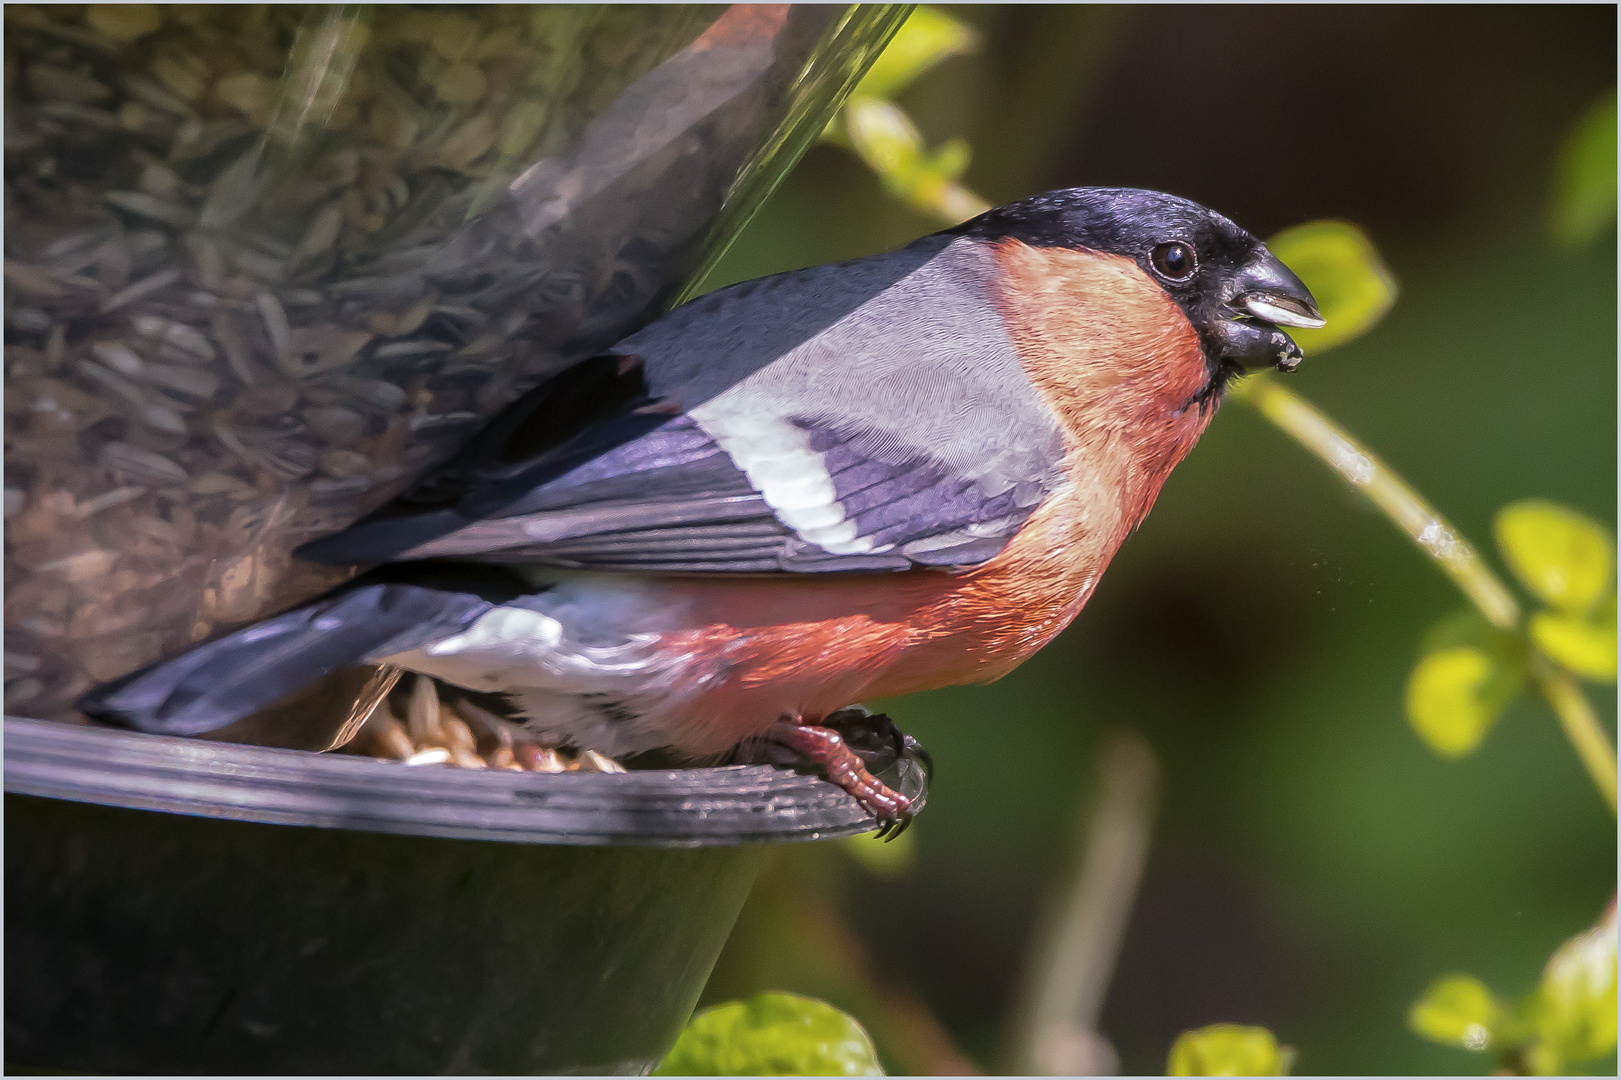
[80,187,1324,831]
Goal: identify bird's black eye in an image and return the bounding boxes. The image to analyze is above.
[1150,241,1197,281]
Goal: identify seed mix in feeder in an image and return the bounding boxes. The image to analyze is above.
[4,3,824,725]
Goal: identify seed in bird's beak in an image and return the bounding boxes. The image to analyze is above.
[1242,293,1327,329]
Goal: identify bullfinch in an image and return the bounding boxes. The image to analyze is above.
[79,187,1324,831]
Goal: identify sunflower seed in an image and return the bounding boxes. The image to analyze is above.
[120,73,197,117]
[387,173,411,210]
[85,3,163,42]
[282,324,372,377]
[316,448,370,479]
[408,411,480,435]
[39,102,123,130]
[44,325,67,370]
[365,710,417,761]
[4,260,66,297]
[228,246,285,283]
[141,403,189,434]
[578,749,626,774]
[5,679,45,709]
[78,359,151,409]
[339,378,408,413]
[26,64,112,105]
[255,291,293,359]
[304,405,366,446]
[515,743,567,773]
[407,674,441,742]
[99,441,189,486]
[138,161,183,199]
[140,362,220,400]
[187,472,254,497]
[212,422,317,480]
[374,338,453,360]
[90,340,146,376]
[8,307,51,334]
[72,485,150,519]
[150,52,209,103]
[5,652,44,679]
[453,699,517,747]
[41,224,115,262]
[103,191,195,229]
[38,549,116,584]
[99,267,182,312]
[236,383,300,416]
[133,315,215,360]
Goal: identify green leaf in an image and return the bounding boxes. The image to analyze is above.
[1167,1024,1295,1076]
[1495,500,1615,614]
[1408,974,1502,1051]
[1525,906,1619,1068]
[1406,610,1528,760]
[851,6,978,102]
[1405,643,1523,758]
[1549,90,1618,249]
[1265,221,1397,353]
[655,993,884,1076]
[1531,596,1618,682]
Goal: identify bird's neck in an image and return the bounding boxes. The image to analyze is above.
[989,237,1216,534]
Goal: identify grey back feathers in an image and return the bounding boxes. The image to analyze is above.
[306,235,1070,574]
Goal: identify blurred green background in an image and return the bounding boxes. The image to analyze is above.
[692,5,1616,1075]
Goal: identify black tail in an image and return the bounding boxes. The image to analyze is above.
[77,583,494,736]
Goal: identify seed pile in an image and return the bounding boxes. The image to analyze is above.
[343,673,626,774]
[4,4,815,723]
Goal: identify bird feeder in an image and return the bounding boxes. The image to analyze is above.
[3,4,918,1072]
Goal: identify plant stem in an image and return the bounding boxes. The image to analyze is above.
[1231,375,1521,631]
[1233,374,1617,814]
[1008,731,1159,1075]
[1534,660,1619,813]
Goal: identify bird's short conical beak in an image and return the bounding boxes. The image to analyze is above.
[1208,249,1325,373]
[1232,252,1325,330]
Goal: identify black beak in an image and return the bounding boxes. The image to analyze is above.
[1232,251,1325,330]
[1210,249,1325,373]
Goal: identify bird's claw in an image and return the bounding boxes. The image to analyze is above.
[902,733,934,783]
[761,711,923,839]
[873,804,914,842]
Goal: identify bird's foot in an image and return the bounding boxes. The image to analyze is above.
[820,706,934,782]
[757,711,919,840]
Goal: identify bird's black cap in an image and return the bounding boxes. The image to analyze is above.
[953,187,1325,387]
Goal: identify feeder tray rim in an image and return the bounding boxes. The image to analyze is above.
[2,716,925,849]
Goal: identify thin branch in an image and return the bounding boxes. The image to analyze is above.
[1534,660,1619,813]
[1009,731,1161,1075]
[1230,375,1520,631]
[1234,374,1617,814]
